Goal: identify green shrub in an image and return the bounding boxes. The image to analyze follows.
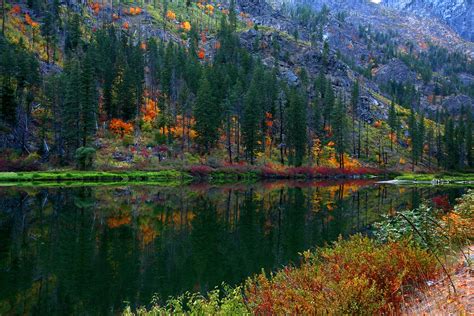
[123,285,248,315]
[123,135,134,147]
[74,147,96,170]
[154,132,167,145]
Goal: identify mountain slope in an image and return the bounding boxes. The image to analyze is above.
[382,0,474,41]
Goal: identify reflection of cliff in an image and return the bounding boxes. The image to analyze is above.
[0,183,466,314]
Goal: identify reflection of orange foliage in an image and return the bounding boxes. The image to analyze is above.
[181,21,191,32]
[200,32,207,43]
[166,10,176,20]
[389,132,397,143]
[140,223,157,245]
[214,41,221,49]
[25,13,39,28]
[399,157,406,164]
[140,42,147,51]
[373,120,382,128]
[122,21,129,29]
[327,141,335,147]
[141,98,158,123]
[110,118,134,137]
[107,215,131,228]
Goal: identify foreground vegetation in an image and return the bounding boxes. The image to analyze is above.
[124,190,473,315]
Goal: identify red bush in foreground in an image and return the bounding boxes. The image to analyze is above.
[245,235,438,315]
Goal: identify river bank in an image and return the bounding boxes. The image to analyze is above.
[0,165,387,185]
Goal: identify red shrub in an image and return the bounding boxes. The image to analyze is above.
[432,195,451,212]
[188,165,214,177]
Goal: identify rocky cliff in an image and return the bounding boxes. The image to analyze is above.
[382,0,474,41]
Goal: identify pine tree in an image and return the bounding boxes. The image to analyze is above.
[79,50,97,147]
[388,99,397,151]
[443,116,457,170]
[242,79,261,164]
[350,81,359,155]
[41,10,56,63]
[194,73,220,153]
[332,97,348,168]
[466,106,473,167]
[63,59,82,154]
[0,78,16,125]
[323,80,334,129]
[418,113,425,163]
[408,108,418,170]
[65,13,82,54]
[287,88,307,166]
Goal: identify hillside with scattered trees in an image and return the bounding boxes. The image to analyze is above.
[0,0,473,175]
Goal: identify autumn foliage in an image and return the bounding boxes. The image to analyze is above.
[141,99,158,123]
[166,10,176,21]
[110,119,134,138]
[25,13,39,28]
[181,21,192,32]
[245,235,438,315]
[10,5,22,15]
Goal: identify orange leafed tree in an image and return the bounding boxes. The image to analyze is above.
[166,10,176,20]
[373,120,382,128]
[110,119,134,138]
[181,21,191,32]
[10,5,22,14]
[141,99,158,123]
[198,49,205,59]
[25,13,39,28]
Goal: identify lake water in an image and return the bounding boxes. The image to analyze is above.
[0,180,467,314]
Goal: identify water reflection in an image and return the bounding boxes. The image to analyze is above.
[0,181,465,315]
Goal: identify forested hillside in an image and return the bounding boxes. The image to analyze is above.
[0,0,473,174]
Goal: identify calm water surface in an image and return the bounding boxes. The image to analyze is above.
[0,180,467,315]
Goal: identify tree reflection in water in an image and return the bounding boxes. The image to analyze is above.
[0,181,466,315]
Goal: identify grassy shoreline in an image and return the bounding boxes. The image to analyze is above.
[0,166,387,184]
[395,172,474,182]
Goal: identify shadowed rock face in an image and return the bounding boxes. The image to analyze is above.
[382,0,474,41]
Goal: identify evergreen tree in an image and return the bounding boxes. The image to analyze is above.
[332,97,348,168]
[41,10,57,63]
[388,99,397,151]
[79,50,97,147]
[443,116,457,170]
[242,78,262,164]
[466,106,473,167]
[408,108,418,170]
[418,113,425,163]
[63,59,82,153]
[350,80,359,155]
[0,78,16,125]
[193,73,220,153]
[287,88,307,166]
